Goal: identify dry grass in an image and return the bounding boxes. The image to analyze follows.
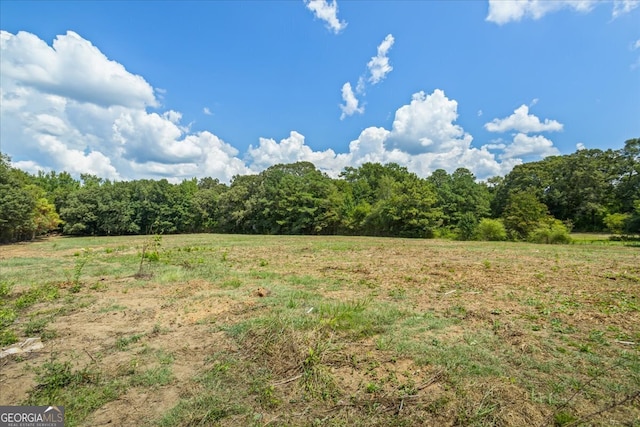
[0,234,638,426]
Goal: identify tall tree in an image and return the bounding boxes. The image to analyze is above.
[502,191,550,240]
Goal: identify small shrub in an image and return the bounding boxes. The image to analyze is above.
[24,318,49,336]
[476,219,507,241]
[435,228,457,240]
[528,220,572,244]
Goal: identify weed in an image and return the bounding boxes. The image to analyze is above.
[66,248,91,292]
[136,234,162,277]
[24,318,49,335]
[553,411,577,426]
[0,307,17,329]
[0,329,18,346]
[221,278,242,289]
[116,333,144,351]
[130,366,173,387]
[15,283,59,309]
[252,383,281,409]
[302,343,337,400]
[389,287,407,300]
[25,357,124,426]
[0,281,12,298]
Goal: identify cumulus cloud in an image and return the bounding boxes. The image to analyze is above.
[0,30,249,182]
[484,105,563,133]
[339,82,364,119]
[0,30,157,108]
[367,34,395,85]
[387,90,472,154]
[247,90,520,179]
[499,133,560,160]
[483,103,562,165]
[1,30,562,184]
[486,0,595,24]
[246,131,349,176]
[203,107,212,115]
[304,0,347,34]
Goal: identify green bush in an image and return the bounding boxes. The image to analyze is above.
[476,219,507,241]
[528,220,572,244]
[604,213,631,235]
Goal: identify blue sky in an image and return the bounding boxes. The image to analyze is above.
[1,0,639,182]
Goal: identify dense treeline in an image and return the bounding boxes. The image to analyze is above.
[1,139,638,244]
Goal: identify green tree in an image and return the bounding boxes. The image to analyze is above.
[428,168,490,233]
[217,174,264,234]
[0,154,46,242]
[502,191,549,240]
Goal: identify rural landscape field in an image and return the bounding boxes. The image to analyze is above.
[1,234,638,426]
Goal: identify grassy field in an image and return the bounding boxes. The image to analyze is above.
[0,234,638,426]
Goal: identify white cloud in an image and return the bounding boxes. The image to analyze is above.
[1,30,562,185]
[248,90,518,180]
[499,133,560,160]
[10,160,49,175]
[246,131,349,176]
[483,142,507,150]
[634,39,640,49]
[203,107,212,115]
[484,104,563,133]
[367,34,395,85]
[304,0,347,34]
[486,0,595,24]
[486,0,638,23]
[388,90,473,154]
[0,30,157,108]
[338,34,394,118]
[0,30,249,182]
[613,0,640,18]
[339,82,364,119]
[576,142,586,150]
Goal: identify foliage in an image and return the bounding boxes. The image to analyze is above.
[603,213,631,235]
[528,219,573,244]
[0,154,48,243]
[502,191,550,240]
[1,138,638,242]
[428,168,491,233]
[456,212,479,241]
[476,218,507,241]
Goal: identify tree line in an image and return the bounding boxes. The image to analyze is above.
[1,138,638,244]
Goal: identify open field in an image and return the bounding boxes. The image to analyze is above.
[0,234,638,426]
